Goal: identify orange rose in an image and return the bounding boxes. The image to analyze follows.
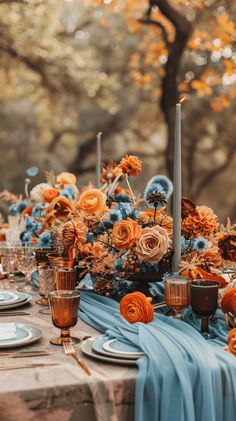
[76,189,107,214]
[43,188,59,203]
[112,218,141,250]
[120,292,154,323]
[118,155,142,176]
[57,172,77,187]
[136,226,170,264]
[227,328,236,356]
[221,288,236,313]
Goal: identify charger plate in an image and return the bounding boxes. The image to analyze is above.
[0,323,42,349]
[0,292,20,306]
[81,337,138,366]
[0,291,31,311]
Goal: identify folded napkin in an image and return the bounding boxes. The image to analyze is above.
[0,323,17,341]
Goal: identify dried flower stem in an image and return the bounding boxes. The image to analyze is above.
[24,178,31,198]
[108,172,123,196]
[125,174,135,205]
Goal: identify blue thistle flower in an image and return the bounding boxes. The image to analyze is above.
[60,186,75,201]
[146,175,173,198]
[25,215,38,231]
[181,236,191,252]
[38,231,52,248]
[32,202,44,218]
[16,201,30,214]
[114,194,132,204]
[8,203,18,216]
[87,232,94,243]
[143,183,167,209]
[193,237,209,252]
[108,209,123,224]
[115,203,136,219]
[114,258,123,271]
[21,230,33,243]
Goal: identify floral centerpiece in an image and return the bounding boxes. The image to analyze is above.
[0,169,79,248]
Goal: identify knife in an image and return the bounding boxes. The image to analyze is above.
[0,351,51,358]
[0,363,59,371]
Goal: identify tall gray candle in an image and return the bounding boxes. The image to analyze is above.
[172,100,183,273]
[96,132,102,188]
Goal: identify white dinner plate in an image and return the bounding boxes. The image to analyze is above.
[0,292,20,306]
[0,291,31,311]
[0,323,43,349]
[81,336,138,366]
[102,338,144,358]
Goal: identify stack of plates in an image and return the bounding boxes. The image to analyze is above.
[81,335,145,366]
[0,290,32,311]
[0,322,43,348]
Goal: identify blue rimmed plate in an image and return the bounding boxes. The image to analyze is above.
[0,291,31,311]
[0,323,42,349]
[0,291,21,306]
[92,336,144,360]
[81,337,137,366]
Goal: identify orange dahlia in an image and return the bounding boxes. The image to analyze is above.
[118,155,142,177]
[182,205,218,239]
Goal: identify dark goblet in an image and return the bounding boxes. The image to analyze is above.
[190,280,220,339]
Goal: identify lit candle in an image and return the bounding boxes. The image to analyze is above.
[172,99,184,273]
[96,132,102,188]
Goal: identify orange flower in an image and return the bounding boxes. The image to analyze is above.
[46,197,74,222]
[100,161,122,184]
[180,266,227,288]
[112,218,141,250]
[120,292,154,323]
[227,328,236,356]
[221,288,236,313]
[43,188,59,203]
[22,205,33,219]
[79,242,107,259]
[182,205,218,239]
[63,220,88,249]
[76,189,107,214]
[57,172,77,187]
[118,155,142,176]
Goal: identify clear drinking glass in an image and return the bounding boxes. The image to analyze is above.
[165,275,191,319]
[17,248,37,291]
[36,266,55,306]
[48,290,80,345]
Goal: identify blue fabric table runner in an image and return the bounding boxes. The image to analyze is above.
[79,290,236,421]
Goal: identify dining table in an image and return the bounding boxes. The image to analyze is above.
[0,279,136,421]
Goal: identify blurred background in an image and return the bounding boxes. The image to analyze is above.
[0,0,235,221]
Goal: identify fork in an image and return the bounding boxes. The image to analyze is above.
[63,342,91,376]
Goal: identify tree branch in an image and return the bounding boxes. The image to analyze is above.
[139,18,170,49]
[48,128,79,153]
[193,142,236,198]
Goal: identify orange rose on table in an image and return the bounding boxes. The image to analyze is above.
[112,218,141,250]
[227,328,236,356]
[120,292,154,323]
[76,189,107,214]
[57,172,77,187]
[136,225,170,264]
[43,188,60,203]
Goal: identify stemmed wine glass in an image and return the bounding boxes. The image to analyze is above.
[164,275,191,319]
[48,290,80,345]
[17,248,37,292]
[190,280,220,339]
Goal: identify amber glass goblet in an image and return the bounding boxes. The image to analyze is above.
[164,275,191,319]
[48,290,80,345]
[190,280,220,339]
[47,254,74,269]
[54,268,76,291]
